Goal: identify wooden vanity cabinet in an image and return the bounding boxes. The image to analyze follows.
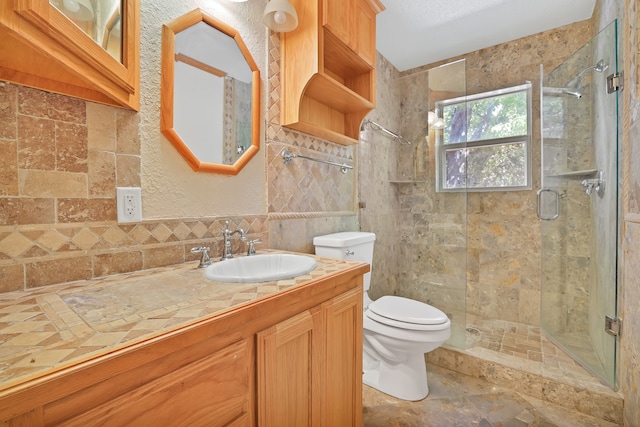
[281,0,384,146]
[0,264,367,426]
[0,1,140,110]
[257,287,362,426]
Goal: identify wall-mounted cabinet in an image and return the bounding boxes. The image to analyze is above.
[281,0,384,145]
[0,1,139,110]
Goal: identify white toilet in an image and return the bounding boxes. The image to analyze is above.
[313,231,451,401]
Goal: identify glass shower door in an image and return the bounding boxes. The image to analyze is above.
[539,20,619,386]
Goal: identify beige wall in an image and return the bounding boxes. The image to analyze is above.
[139,1,267,219]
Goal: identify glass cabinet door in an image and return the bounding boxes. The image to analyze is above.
[49,0,123,63]
[1,0,139,110]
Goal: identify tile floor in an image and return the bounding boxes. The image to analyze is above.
[362,364,620,427]
[363,317,623,426]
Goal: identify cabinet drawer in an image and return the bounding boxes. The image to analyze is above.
[50,340,251,427]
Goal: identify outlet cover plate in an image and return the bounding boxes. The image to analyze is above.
[116,187,142,223]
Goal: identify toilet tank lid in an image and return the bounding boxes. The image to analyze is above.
[313,231,376,247]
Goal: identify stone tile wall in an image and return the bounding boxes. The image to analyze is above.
[357,20,595,348]
[395,21,593,333]
[0,82,267,293]
[356,53,404,301]
[265,32,359,254]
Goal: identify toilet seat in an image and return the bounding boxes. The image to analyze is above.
[367,296,449,331]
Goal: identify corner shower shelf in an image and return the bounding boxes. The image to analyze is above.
[547,169,599,180]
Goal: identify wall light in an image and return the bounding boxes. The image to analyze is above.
[428,111,436,125]
[427,110,445,130]
[263,0,298,32]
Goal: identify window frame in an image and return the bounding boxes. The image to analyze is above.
[435,82,533,192]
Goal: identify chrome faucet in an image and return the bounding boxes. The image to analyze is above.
[247,238,263,256]
[222,220,247,260]
[190,246,211,268]
[581,170,604,196]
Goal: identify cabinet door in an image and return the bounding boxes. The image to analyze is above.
[257,308,324,427]
[322,0,353,51]
[354,0,377,66]
[323,0,378,66]
[2,0,139,110]
[323,287,363,427]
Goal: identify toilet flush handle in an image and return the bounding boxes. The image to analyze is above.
[345,250,355,256]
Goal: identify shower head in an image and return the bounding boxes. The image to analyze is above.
[562,59,608,98]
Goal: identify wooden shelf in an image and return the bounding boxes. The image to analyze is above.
[304,73,374,113]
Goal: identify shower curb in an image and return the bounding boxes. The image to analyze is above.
[426,346,623,425]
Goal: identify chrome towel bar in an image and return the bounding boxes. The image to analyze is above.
[361,119,412,145]
[282,150,353,174]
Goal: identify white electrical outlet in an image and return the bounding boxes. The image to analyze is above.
[117,187,142,223]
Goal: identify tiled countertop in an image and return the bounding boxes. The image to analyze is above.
[0,251,364,391]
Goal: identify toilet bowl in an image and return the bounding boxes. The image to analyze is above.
[313,232,452,401]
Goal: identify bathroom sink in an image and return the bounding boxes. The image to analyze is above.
[204,253,318,283]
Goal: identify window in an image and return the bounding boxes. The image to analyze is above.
[435,83,532,192]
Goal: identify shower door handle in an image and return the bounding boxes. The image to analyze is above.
[536,188,560,220]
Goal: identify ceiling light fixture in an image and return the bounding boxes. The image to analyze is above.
[263,0,298,32]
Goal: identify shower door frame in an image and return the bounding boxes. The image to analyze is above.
[539,19,620,388]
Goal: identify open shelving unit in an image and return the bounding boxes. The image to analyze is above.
[280,0,384,145]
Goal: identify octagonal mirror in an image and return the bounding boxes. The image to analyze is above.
[161,9,260,175]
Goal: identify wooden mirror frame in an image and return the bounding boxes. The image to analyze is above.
[160,9,260,175]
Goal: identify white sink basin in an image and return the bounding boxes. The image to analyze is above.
[204,254,318,283]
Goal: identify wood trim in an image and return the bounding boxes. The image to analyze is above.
[175,53,227,77]
[160,8,260,176]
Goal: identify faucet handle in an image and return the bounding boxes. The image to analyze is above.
[247,238,263,256]
[191,246,211,268]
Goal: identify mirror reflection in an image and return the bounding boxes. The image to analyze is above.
[161,9,260,175]
[49,0,122,62]
[174,22,253,165]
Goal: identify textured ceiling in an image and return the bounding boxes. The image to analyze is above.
[376,0,596,71]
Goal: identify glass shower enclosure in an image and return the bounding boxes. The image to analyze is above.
[539,20,620,386]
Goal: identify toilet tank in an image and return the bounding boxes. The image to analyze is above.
[313,232,376,291]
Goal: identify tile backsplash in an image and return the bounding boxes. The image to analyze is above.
[0,82,268,292]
